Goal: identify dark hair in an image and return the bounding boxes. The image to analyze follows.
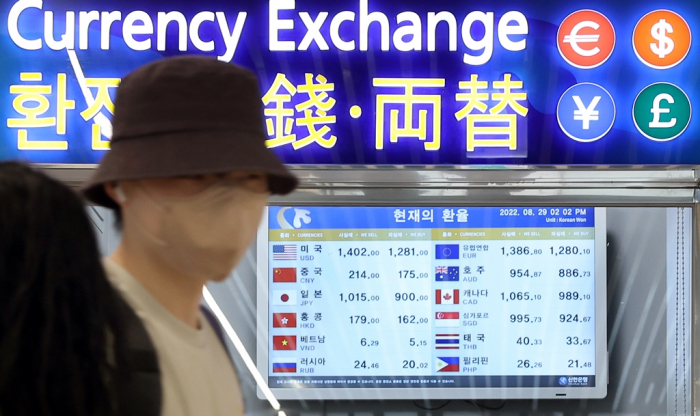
[0,162,126,416]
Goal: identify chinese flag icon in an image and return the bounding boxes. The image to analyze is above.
[273,313,297,328]
[273,335,297,350]
[273,268,297,283]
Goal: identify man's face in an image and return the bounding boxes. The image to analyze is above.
[113,171,269,281]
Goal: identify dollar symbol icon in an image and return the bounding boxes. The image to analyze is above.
[650,19,674,58]
[634,10,691,69]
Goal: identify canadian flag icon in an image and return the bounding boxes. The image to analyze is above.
[436,289,459,305]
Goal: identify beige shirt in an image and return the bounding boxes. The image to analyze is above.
[104,259,244,416]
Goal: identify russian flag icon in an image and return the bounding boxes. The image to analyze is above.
[273,361,297,373]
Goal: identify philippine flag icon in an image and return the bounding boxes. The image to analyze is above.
[436,356,459,372]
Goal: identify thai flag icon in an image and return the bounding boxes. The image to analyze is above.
[435,333,460,349]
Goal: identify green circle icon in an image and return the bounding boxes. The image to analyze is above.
[633,83,692,141]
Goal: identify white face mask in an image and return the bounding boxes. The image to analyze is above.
[127,180,267,281]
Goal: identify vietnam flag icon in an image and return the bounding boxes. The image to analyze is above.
[273,313,297,328]
[273,268,297,283]
[273,335,297,350]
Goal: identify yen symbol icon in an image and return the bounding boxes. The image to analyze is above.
[557,83,616,142]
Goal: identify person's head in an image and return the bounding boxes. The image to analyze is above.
[82,56,298,282]
[0,161,125,416]
[103,172,270,282]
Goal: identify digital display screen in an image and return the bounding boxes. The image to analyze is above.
[257,206,607,400]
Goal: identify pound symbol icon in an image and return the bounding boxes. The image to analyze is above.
[649,94,676,129]
[633,83,691,142]
[557,10,615,69]
[634,10,691,69]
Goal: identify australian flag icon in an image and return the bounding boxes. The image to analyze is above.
[435,266,459,281]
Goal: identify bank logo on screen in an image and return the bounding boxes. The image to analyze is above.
[557,83,616,142]
[557,10,616,69]
[277,207,312,229]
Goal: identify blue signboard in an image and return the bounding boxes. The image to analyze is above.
[268,206,595,230]
[0,0,698,165]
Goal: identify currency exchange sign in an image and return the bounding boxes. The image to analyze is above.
[0,0,699,165]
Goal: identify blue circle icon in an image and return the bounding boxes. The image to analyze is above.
[558,377,569,386]
[557,83,616,142]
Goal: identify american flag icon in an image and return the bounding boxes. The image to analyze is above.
[273,245,297,260]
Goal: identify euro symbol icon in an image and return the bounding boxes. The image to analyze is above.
[649,93,677,128]
[563,21,601,57]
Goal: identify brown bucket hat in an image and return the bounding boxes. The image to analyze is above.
[82,56,298,209]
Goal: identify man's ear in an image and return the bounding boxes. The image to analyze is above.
[104,182,127,206]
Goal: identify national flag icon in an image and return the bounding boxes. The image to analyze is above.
[273,335,297,350]
[436,289,459,305]
[272,244,297,260]
[273,267,297,283]
[273,313,297,328]
[435,244,459,260]
[435,356,459,372]
[273,360,297,373]
[435,312,460,327]
[435,266,459,281]
[435,334,460,349]
[272,290,297,306]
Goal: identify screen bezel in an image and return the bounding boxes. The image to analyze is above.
[256,206,607,400]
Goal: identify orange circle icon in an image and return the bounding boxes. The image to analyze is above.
[557,10,616,69]
[633,10,692,69]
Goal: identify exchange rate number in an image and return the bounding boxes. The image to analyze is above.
[502,292,541,301]
[510,314,541,323]
[516,337,543,346]
[559,314,591,323]
[389,248,429,257]
[558,291,591,300]
[395,293,429,302]
[339,293,380,302]
[502,247,543,256]
[398,315,429,324]
[550,246,591,256]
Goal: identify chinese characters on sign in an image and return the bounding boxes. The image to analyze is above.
[261,73,529,158]
[263,73,338,150]
[1,0,698,166]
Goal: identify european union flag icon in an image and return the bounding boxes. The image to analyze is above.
[435,244,459,260]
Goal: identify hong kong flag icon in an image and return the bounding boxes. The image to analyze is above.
[273,313,297,328]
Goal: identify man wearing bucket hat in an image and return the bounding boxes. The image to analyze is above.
[83,56,298,416]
